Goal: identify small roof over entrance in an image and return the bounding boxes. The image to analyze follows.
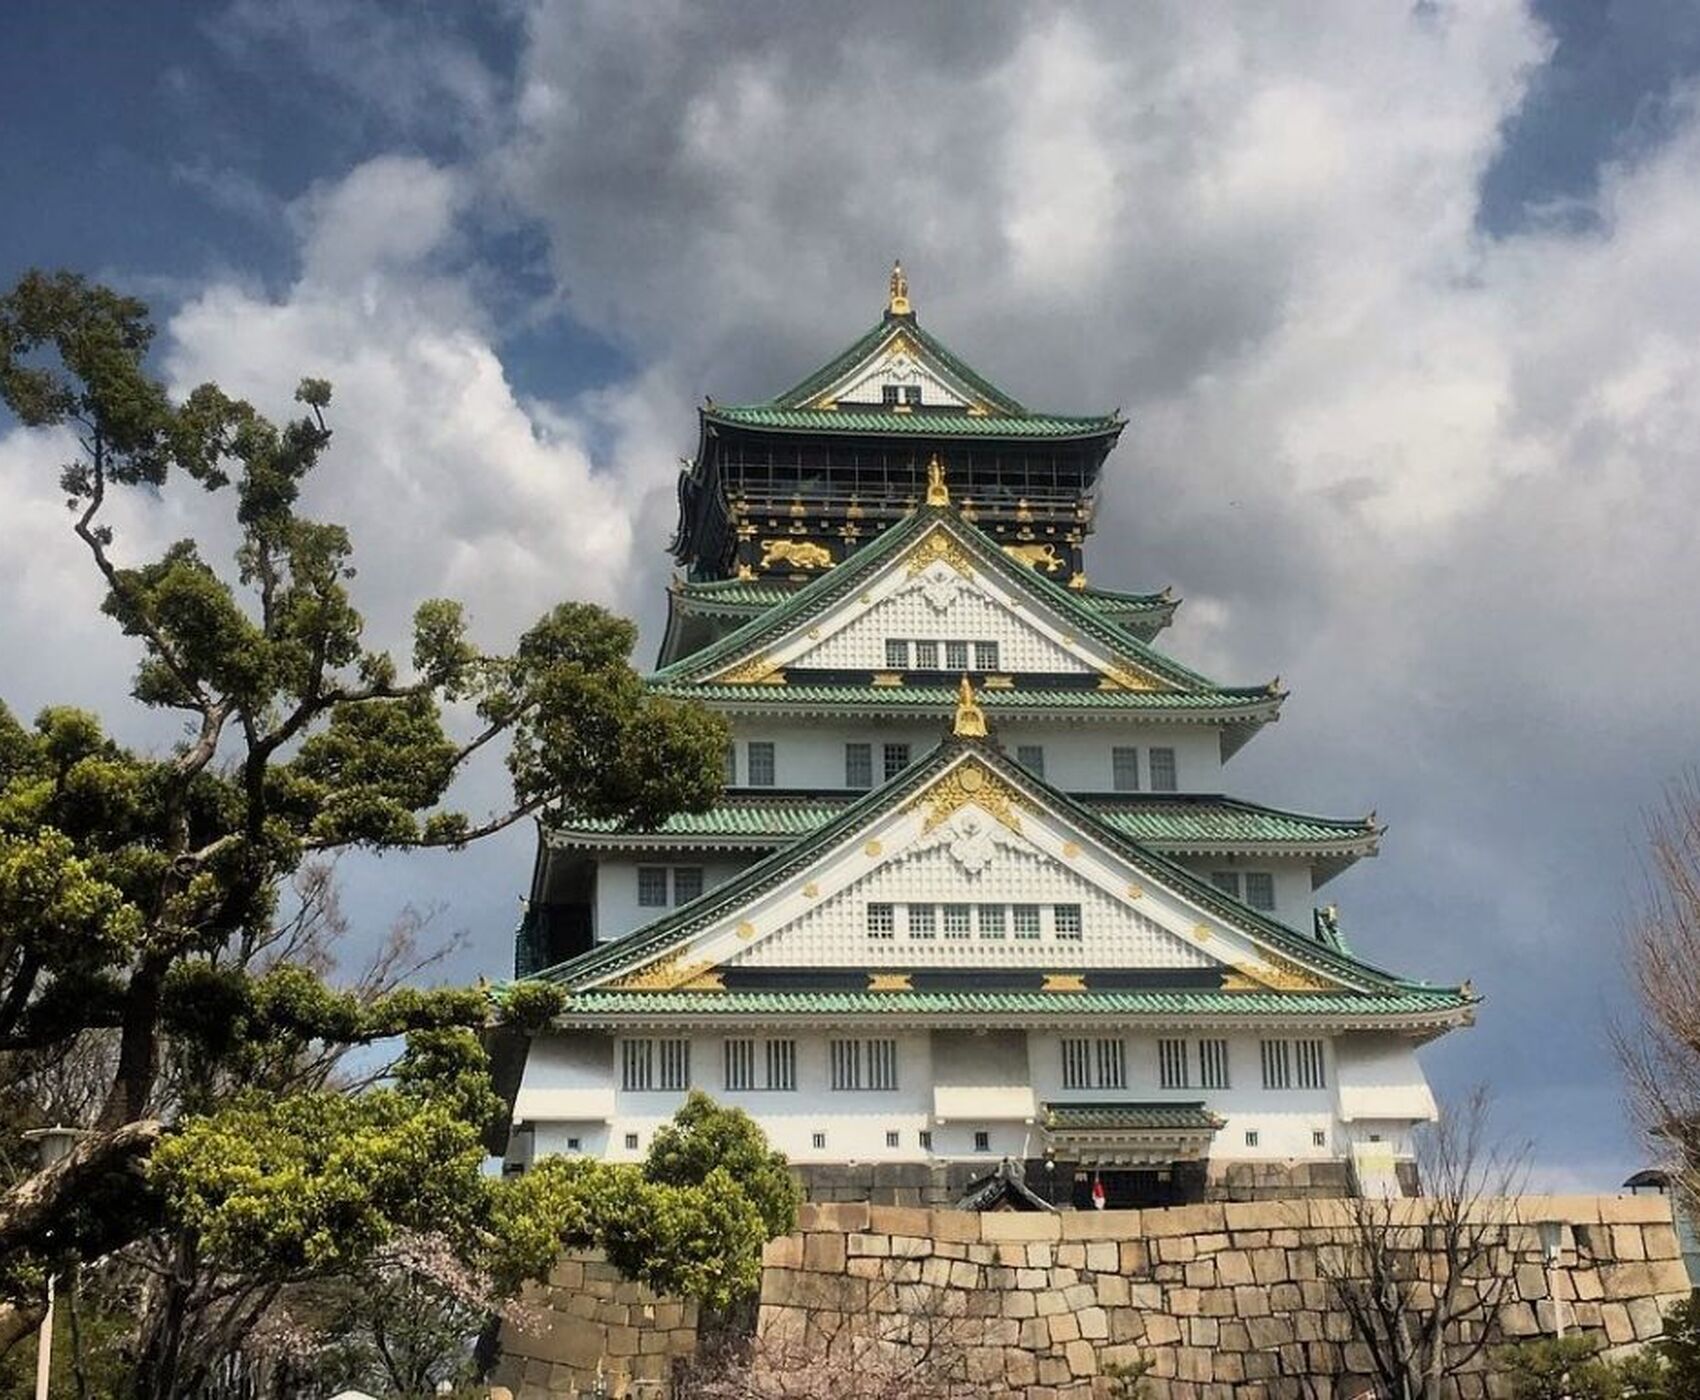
[1043,1101,1224,1167]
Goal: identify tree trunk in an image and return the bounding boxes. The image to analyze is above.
[101,953,171,1129]
[0,1119,162,1258]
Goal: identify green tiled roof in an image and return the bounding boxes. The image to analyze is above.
[555,988,1472,1021]
[706,405,1122,439]
[649,681,1278,714]
[674,576,1175,621]
[1044,1102,1224,1132]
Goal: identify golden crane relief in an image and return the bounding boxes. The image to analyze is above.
[1002,542,1065,574]
[925,454,950,507]
[888,259,910,315]
[759,538,833,570]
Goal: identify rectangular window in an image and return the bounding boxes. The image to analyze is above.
[626,1132,640,1150]
[672,867,703,905]
[886,1130,900,1148]
[830,1039,862,1091]
[724,1038,755,1092]
[1149,747,1178,792]
[913,640,939,669]
[866,1039,899,1091]
[845,742,873,789]
[764,1039,796,1091]
[902,385,921,406]
[881,385,900,407]
[747,741,775,787]
[1015,745,1045,778]
[1096,1038,1127,1091]
[919,1130,933,1150]
[1112,746,1140,792]
[974,641,999,671]
[1313,1129,1328,1148]
[867,903,895,940]
[944,640,969,671]
[883,743,910,781]
[1261,1039,1293,1090]
[885,638,910,669]
[1244,872,1276,912]
[1012,905,1041,940]
[942,904,972,940]
[637,867,669,908]
[1158,1038,1190,1089]
[907,905,936,940]
[1053,904,1083,941]
[722,744,737,785]
[1296,1039,1327,1089]
[1245,1130,1259,1148]
[974,1131,990,1152]
[1210,871,1242,900]
[621,1039,654,1092]
[812,1131,827,1150]
[658,1038,691,1091]
[566,1137,581,1152]
[1061,1038,1092,1090]
[978,904,1006,940]
[1199,1038,1230,1090]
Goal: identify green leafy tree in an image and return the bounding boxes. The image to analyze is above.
[1494,1334,1669,1400]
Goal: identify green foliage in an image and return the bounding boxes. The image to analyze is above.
[1650,1292,1700,1394]
[491,978,566,1030]
[645,1089,801,1238]
[1494,1334,1669,1400]
[1103,1356,1154,1399]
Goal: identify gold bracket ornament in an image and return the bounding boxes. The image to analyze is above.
[718,654,785,685]
[908,527,975,579]
[953,676,988,738]
[905,758,1027,834]
[609,949,717,991]
[868,973,912,992]
[925,454,950,507]
[1041,974,1087,992]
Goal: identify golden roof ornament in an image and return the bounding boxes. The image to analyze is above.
[953,675,988,738]
[888,260,911,316]
[925,453,950,507]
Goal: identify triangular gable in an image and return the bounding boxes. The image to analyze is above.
[771,316,1029,416]
[659,507,1220,694]
[556,742,1404,999]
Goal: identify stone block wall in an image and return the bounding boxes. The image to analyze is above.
[754,1196,1692,1400]
[492,1249,698,1398]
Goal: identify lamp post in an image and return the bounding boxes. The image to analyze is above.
[1537,1220,1566,1338]
[22,1127,84,1400]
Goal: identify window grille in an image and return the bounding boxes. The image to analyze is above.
[974,1131,990,1152]
[1112,746,1140,792]
[867,903,895,940]
[943,904,972,940]
[830,1039,863,1090]
[845,742,873,789]
[1096,1038,1127,1090]
[978,904,1006,939]
[1244,872,1276,912]
[882,385,900,406]
[1149,747,1178,792]
[722,744,737,784]
[812,1131,827,1150]
[1245,1130,1259,1148]
[765,1039,797,1091]
[914,640,939,669]
[748,741,775,786]
[1313,1129,1328,1148]
[1158,1038,1190,1089]
[724,1039,755,1091]
[1012,905,1041,940]
[908,905,936,940]
[883,743,910,780]
[1062,1039,1092,1089]
[944,640,969,670]
[1198,1038,1230,1089]
[886,1131,900,1148]
[1211,871,1241,899]
[566,1137,580,1152]
[621,1039,654,1091]
[672,867,703,905]
[866,1039,899,1090]
[885,639,910,668]
[919,1130,933,1149]
[1260,1039,1293,1090]
[1016,745,1045,777]
[1296,1039,1327,1089]
[1054,904,1082,941]
[658,1038,691,1090]
[626,1133,640,1150]
[974,641,1000,670]
[637,867,669,908]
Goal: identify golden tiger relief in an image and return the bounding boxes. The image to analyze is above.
[1001,542,1065,574]
[759,538,834,569]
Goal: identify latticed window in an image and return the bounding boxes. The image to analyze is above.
[765,1039,797,1091]
[943,904,972,940]
[883,743,910,780]
[1149,747,1178,792]
[830,1039,862,1090]
[944,640,969,670]
[867,903,895,940]
[1296,1039,1327,1089]
[1012,905,1041,940]
[1244,872,1276,912]
[1158,1038,1190,1089]
[908,905,937,940]
[845,742,873,789]
[724,1039,755,1091]
[866,1039,899,1091]
[1061,1038,1092,1090]
[978,905,1006,940]
[1260,1039,1293,1090]
[621,1039,654,1091]
[672,867,703,905]
[722,744,737,784]
[1054,905,1082,941]
[974,641,1000,670]
[748,741,775,786]
[1016,745,1045,777]
[658,1039,690,1090]
[914,640,939,669]
[637,867,669,908]
[1096,1039,1127,1090]
[1199,1038,1230,1089]
[1112,746,1140,792]
[1211,871,1241,899]
[885,639,910,668]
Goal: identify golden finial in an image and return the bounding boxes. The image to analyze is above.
[925,454,950,507]
[888,260,911,316]
[953,675,988,738]
[1067,570,1088,591]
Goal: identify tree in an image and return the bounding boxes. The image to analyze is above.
[1313,1088,1529,1400]
[0,268,733,1394]
[1493,1334,1669,1400]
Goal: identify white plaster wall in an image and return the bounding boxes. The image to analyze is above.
[796,587,1087,673]
[1171,857,1317,928]
[593,857,752,943]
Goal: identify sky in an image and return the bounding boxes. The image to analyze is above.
[4,0,1700,1189]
